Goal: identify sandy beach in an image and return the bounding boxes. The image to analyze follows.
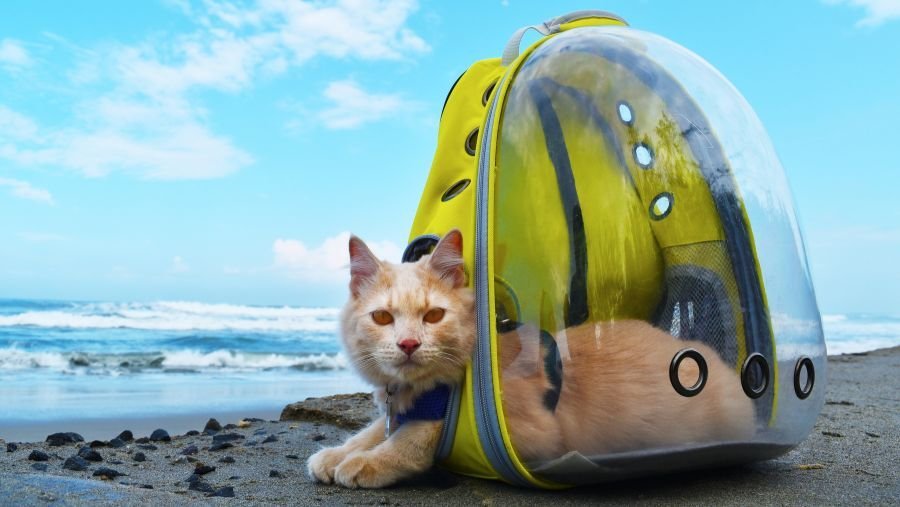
[1,347,897,505]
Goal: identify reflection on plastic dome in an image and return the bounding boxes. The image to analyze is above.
[490,26,825,483]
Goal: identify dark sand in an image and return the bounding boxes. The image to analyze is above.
[1,347,897,505]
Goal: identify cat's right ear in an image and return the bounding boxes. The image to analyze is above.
[348,235,381,297]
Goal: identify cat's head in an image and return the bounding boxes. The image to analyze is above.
[340,230,475,390]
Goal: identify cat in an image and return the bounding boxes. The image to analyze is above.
[307,229,755,488]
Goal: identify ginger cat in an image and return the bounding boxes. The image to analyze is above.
[307,230,755,488]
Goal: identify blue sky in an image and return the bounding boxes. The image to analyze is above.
[0,0,898,313]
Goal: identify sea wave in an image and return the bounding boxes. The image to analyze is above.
[0,301,340,332]
[0,347,346,373]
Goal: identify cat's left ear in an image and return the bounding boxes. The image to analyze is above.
[429,229,465,288]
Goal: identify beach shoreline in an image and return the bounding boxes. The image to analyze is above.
[1,346,897,505]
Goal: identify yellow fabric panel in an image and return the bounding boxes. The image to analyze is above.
[559,16,627,31]
[407,58,505,481]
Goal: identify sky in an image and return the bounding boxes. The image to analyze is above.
[0,0,898,313]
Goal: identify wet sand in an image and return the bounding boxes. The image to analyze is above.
[0,347,897,505]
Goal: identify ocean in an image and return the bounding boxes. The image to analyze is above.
[0,299,897,434]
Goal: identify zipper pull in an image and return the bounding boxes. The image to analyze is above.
[384,386,394,438]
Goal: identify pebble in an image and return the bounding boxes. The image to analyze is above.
[89,440,108,448]
[237,420,251,428]
[28,450,50,462]
[285,455,299,460]
[253,429,267,436]
[209,442,233,452]
[31,463,49,472]
[188,479,214,493]
[6,443,18,452]
[269,469,284,478]
[223,423,238,430]
[133,452,147,462]
[93,467,127,480]
[63,456,89,471]
[46,432,85,447]
[185,430,200,436]
[78,447,104,462]
[310,434,326,442]
[204,418,222,433]
[109,459,125,465]
[194,464,216,475]
[134,437,150,444]
[208,486,235,498]
[262,435,278,444]
[212,433,245,444]
[180,445,199,456]
[149,429,171,442]
[108,438,126,449]
[218,456,236,463]
[137,444,158,451]
[117,430,134,442]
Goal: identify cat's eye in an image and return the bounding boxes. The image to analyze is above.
[423,308,445,324]
[371,310,394,326]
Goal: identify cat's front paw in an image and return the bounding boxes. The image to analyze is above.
[333,452,395,489]
[307,446,349,484]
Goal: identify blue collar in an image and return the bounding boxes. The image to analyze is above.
[396,384,451,426]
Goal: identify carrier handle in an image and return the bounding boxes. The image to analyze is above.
[501,10,628,66]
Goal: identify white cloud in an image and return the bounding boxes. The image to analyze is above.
[1,0,428,180]
[823,0,900,26]
[318,79,409,129]
[273,231,402,283]
[0,105,39,141]
[0,39,31,68]
[172,256,190,273]
[0,177,55,205]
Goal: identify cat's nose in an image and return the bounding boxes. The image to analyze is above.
[397,339,421,357]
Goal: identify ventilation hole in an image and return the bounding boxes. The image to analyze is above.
[669,348,708,397]
[441,179,471,202]
[617,101,633,124]
[741,353,770,399]
[633,143,654,168]
[794,356,815,399]
[482,79,498,106]
[465,128,479,156]
[649,192,673,220]
[401,235,439,263]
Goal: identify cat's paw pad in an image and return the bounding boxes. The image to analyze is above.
[333,452,392,489]
[307,446,348,484]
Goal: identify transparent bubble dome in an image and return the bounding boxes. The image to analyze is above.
[491,26,825,482]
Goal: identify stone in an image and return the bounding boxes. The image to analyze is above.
[46,432,85,447]
[223,423,238,430]
[28,450,50,462]
[116,430,134,442]
[194,464,216,475]
[78,447,103,462]
[212,433,244,444]
[108,438,126,449]
[262,435,278,444]
[218,456,235,463]
[180,445,199,456]
[237,419,251,428]
[310,434,326,442]
[6,443,18,452]
[133,452,147,462]
[63,456,89,471]
[286,454,299,460]
[137,444,158,451]
[203,418,222,433]
[185,430,200,436]
[135,437,150,444]
[89,440,108,448]
[269,469,283,478]
[280,392,374,430]
[149,429,171,442]
[209,442,233,452]
[93,467,127,480]
[209,486,235,498]
[188,479,214,493]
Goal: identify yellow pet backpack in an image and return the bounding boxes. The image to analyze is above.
[403,10,826,487]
